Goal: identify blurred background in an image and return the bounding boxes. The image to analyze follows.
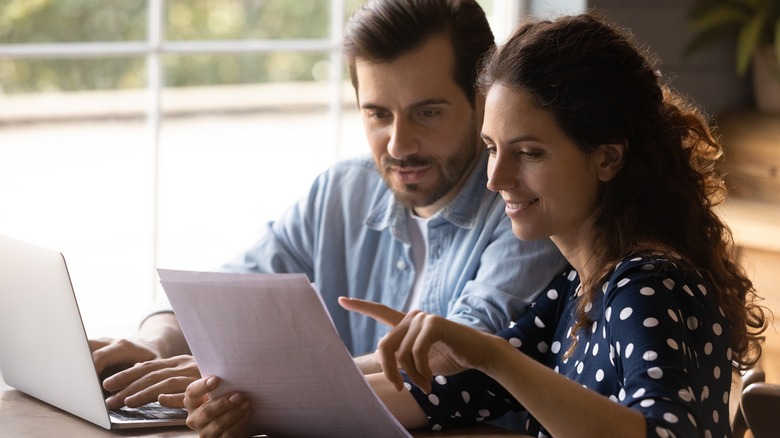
[0,0,757,337]
[1,0,376,337]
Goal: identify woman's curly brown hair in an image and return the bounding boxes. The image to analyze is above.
[478,13,768,371]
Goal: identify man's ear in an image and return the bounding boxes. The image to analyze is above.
[594,142,626,182]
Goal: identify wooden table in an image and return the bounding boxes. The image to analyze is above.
[0,372,526,438]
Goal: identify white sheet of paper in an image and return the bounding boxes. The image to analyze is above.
[158,269,412,438]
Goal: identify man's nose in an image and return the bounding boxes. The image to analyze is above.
[387,117,420,159]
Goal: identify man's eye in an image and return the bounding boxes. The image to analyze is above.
[368,111,389,119]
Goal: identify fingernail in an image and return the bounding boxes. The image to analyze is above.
[206,376,218,388]
[229,393,243,404]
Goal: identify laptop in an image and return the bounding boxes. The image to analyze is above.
[0,234,187,429]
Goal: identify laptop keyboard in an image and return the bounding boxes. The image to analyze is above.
[110,402,188,421]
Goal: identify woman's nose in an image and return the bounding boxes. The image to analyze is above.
[487,153,516,192]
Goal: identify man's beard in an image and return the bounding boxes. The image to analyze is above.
[380,143,479,209]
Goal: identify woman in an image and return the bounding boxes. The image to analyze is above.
[184,14,767,438]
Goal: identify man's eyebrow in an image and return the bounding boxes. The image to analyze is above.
[408,98,452,109]
[406,98,453,113]
[360,102,385,111]
[360,98,452,111]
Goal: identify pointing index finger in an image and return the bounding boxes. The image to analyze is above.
[338,296,406,327]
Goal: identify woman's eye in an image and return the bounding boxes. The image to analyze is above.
[518,149,543,158]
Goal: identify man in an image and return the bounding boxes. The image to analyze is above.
[91,0,567,412]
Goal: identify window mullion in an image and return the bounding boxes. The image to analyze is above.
[148,0,163,301]
[329,0,346,161]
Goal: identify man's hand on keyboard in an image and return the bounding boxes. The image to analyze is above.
[102,355,201,409]
[90,337,159,379]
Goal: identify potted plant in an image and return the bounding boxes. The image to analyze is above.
[686,0,780,112]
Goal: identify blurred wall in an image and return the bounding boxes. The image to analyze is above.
[588,0,753,118]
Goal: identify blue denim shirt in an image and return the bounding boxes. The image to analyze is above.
[222,151,567,355]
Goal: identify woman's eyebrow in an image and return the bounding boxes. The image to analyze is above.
[480,133,541,144]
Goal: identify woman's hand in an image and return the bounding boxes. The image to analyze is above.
[183,376,252,437]
[338,297,496,393]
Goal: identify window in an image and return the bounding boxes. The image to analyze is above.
[0,0,583,337]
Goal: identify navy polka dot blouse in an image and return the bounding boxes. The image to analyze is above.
[403,254,732,438]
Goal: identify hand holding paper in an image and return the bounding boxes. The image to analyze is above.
[158,269,412,438]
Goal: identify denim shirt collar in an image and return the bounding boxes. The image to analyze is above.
[364,150,490,239]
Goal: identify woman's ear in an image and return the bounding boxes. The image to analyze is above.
[593,142,626,182]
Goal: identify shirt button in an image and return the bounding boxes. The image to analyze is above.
[396,260,407,270]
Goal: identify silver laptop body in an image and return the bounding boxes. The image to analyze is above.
[0,234,186,429]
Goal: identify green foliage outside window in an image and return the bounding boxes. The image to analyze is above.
[0,0,365,94]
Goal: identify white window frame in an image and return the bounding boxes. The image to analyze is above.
[0,0,350,296]
[0,1,531,332]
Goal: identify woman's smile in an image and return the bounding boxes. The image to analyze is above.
[503,197,539,213]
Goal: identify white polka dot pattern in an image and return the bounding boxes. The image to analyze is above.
[401,255,731,438]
